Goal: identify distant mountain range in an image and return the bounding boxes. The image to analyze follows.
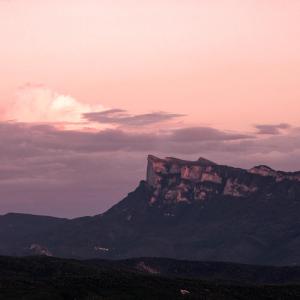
[1,155,300,265]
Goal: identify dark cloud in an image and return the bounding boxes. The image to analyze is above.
[254,123,291,135]
[171,127,253,142]
[83,109,184,126]
[0,123,253,157]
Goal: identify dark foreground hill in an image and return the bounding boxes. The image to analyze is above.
[0,256,300,300]
[1,155,300,265]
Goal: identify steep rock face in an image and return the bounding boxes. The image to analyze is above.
[146,155,283,205]
[249,165,300,182]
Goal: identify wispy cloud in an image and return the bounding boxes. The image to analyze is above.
[83,109,184,126]
[254,123,291,135]
[171,127,253,142]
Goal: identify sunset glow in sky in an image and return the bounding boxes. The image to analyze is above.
[0,1,300,217]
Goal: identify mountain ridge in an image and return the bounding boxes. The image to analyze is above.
[146,154,300,206]
[0,155,300,265]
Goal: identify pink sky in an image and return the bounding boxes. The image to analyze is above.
[0,0,299,130]
[0,1,300,217]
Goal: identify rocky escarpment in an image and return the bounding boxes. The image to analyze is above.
[249,165,300,182]
[146,155,300,205]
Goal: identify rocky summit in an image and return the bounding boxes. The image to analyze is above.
[1,155,300,265]
[146,154,300,205]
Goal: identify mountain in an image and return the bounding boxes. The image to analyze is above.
[1,155,300,265]
[1,256,300,300]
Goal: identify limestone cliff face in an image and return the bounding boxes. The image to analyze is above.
[146,155,300,205]
[249,165,300,182]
